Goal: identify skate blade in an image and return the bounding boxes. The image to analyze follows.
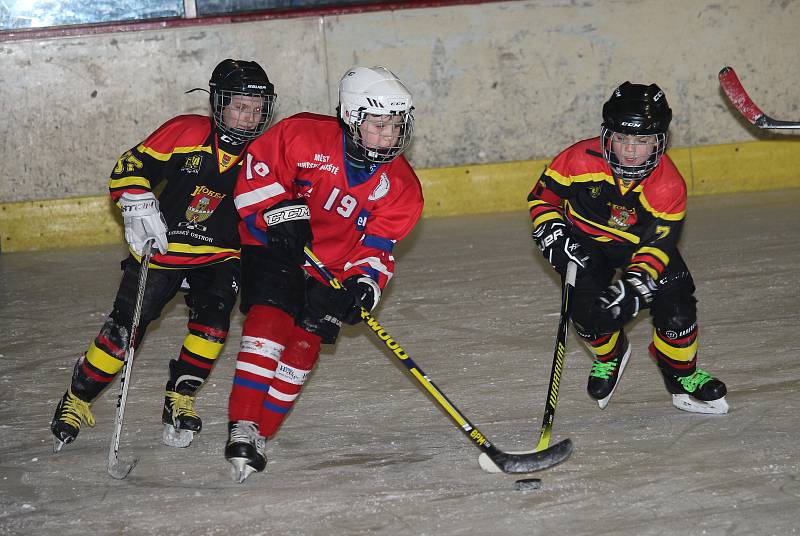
[162,424,195,448]
[672,394,729,414]
[229,458,258,483]
[53,437,67,453]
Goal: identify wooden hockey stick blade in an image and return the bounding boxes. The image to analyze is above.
[719,67,800,129]
[477,438,573,474]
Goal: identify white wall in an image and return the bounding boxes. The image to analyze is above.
[2,0,798,202]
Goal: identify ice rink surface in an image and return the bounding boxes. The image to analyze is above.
[1,189,799,535]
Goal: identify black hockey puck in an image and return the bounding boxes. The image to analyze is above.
[514,478,542,491]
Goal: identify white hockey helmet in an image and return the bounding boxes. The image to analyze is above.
[338,66,414,164]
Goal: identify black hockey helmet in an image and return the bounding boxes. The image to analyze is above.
[209,59,277,144]
[601,82,672,181]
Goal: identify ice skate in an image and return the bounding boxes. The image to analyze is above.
[660,367,729,414]
[587,335,631,409]
[225,420,267,483]
[162,362,204,448]
[162,390,202,448]
[51,389,96,452]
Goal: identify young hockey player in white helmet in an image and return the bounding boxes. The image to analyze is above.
[50,59,277,452]
[528,82,728,414]
[226,66,423,482]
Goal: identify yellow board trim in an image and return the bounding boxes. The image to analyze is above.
[2,140,799,252]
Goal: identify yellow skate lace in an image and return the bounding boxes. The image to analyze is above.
[165,391,198,419]
[60,391,96,429]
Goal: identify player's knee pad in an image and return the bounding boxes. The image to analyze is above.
[242,305,295,348]
[240,245,306,317]
[298,277,343,345]
[651,289,697,333]
[95,315,130,359]
[281,327,322,371]
[572,290,623,334]
[185,289,237,335]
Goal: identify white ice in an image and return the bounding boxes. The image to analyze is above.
[1,189,799,535]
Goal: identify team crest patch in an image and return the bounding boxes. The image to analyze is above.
[588,185,602,198]
[181,155,203,174]
[179,185,226,231]
[368,173,391,201]
[607,203,637,230]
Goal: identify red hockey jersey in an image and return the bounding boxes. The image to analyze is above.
[234,113,424,288]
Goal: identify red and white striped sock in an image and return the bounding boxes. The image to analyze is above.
[228,305,294,422]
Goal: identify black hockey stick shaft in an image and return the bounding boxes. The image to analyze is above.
[476,261,576,473]
[107,241,153,479]
[304,247,572,473]
[534,261,576,451]
[719,67,800,129]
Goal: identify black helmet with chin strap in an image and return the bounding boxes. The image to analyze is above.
[209,59,276,144]
[601,82,672,181]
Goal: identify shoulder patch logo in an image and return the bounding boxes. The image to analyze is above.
[368,173,391,201]
[588,185,602,198]
[181,155,203,174]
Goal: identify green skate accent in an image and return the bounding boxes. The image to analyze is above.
[590,358,619,380]
[676,369,713,393]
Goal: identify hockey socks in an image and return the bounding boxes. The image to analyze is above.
[258,326,321,437]
[228,305,293,422]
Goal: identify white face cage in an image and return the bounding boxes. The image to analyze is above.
[601,127,667,181]
[212,89,276,144]
[346,109,414,164]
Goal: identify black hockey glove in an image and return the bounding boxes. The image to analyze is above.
[532,220,589,274]
[593,271,658,329]
[262,199,313,264]
[329,275,382,325]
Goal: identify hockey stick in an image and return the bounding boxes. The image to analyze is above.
[478,261,576,473]
[107,241,153,479]
[304,247,573,474]
[719,67,800,129]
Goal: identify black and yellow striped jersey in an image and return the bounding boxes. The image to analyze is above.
[109,114,245,269]
[528,136,686,281]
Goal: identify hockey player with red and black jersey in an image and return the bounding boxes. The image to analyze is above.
[50,59,277,452]
[225,66,423,482]
[528,82,728,414]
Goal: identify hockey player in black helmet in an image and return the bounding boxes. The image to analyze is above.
[209,59,276,144]
[50,59,278,453]
[527,81,728,414]
[601,82,671,183]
